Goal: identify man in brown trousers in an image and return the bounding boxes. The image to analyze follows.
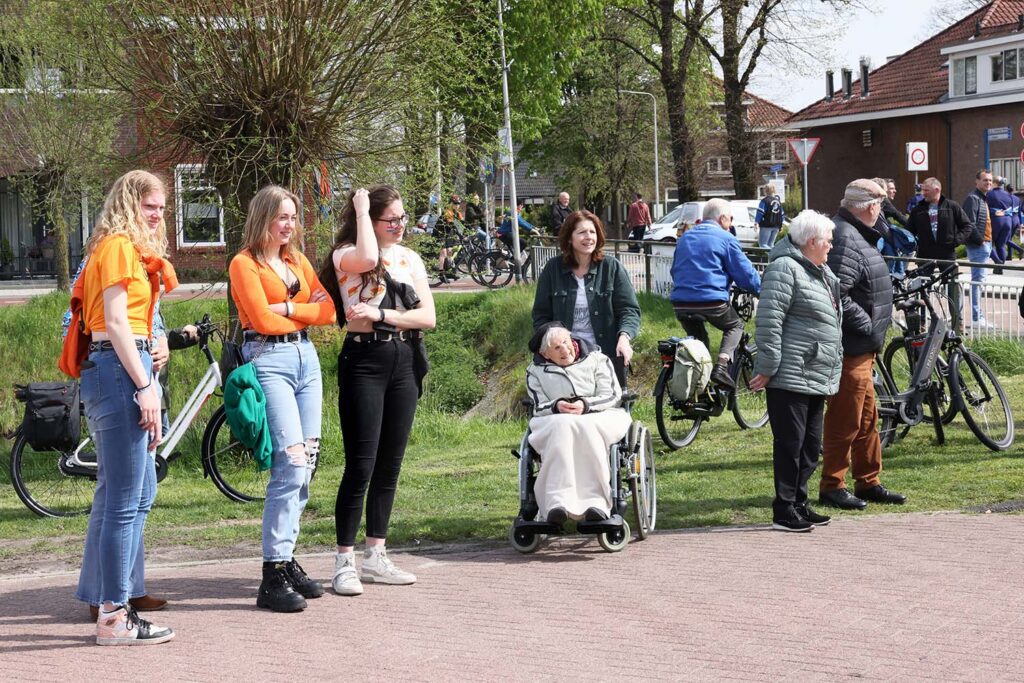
[819,179,907,510]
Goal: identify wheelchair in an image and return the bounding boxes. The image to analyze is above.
[508,391,657,553]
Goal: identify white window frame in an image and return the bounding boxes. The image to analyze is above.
[175,164,224,247]
[706,156,732,176]
[757,140,789,164]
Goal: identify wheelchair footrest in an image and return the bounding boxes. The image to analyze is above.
[576,515,625,535]
[514,518,562,535]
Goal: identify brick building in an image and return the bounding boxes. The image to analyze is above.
[787,0,1024,212]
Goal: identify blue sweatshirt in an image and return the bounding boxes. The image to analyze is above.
[670,221,761,303]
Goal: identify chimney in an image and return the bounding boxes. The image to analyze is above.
[841,68,853,98]
[1018,14,1023,31]
[860,58,870,97]
[826,70,835,100]
[974,19,981,37]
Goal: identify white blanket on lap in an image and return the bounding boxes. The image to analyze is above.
[528,408,632,518]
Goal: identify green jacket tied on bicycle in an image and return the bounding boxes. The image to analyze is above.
[754,234,843,396]
[223,362,273,471]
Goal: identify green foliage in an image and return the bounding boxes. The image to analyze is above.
[0,238,13,266]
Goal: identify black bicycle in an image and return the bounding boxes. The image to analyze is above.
[653,290,768,449]
[875,264,1014,452]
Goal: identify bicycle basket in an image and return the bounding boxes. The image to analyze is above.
[15,381,80,451]
[668,337,712,402]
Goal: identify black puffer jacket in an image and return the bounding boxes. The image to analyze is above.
[906,195,971,260]
[827,208,893,356]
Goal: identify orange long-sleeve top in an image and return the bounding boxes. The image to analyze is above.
[228,249,336,335]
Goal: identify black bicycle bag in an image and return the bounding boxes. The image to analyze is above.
[15,381,80,451]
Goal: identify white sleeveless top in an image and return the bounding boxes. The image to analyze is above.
[333,244,427,313]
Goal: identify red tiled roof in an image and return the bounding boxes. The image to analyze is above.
[789,0,1024,122]
[707,78,792,127]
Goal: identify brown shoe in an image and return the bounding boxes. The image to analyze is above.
[129,595,168,611]
[89,605,99,621]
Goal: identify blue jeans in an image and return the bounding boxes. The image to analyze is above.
[966,242,991,322]
[78,347,156,606]
[758,227,780,249]
[242,338,323,562]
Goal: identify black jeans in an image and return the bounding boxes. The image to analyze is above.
[766,387,824,516]
[628,225,646,252]
[673,302,744,362]
[334,337,420,546]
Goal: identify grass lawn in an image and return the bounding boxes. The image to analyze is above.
[1,288,1023,567]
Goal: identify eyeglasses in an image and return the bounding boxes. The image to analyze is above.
[376,214,409,228]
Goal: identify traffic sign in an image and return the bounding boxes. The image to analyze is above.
[787,138,820,166]
[987,126,1012,141]
[1020,121,1024,139]
[907,142,929,171]
[769,163,784,173]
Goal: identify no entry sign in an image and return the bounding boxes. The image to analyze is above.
[907,142,929,171]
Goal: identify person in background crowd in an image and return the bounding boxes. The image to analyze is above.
[228,185,336,613]
[75,170,176,645]
[498,200,538,255]
[669,198,761,389]
[434,195,464,282]
[876,177,908,227]
[550,191,573,232]
[626,192,653,253]
[1007,185,1024,260]
[876,178,912,275]
[323,185,435,596]
[464,193,490,249]
[754,184,786,249]
[962,169,995,327]
[986,177,1015,271]
[819,179,905,511]
[750,210,842,532]
[905,183,924,214]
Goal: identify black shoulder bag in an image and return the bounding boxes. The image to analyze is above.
[15,381,81,451]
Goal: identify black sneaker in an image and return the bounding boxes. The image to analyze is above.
[546,507,568,526]
[854,484,907,505]
[284,559,324,599]
[711,363,736,389]
[583,507,608,522]
[771,509,813,532]
[257,561,307,612]
[795,504,831,526]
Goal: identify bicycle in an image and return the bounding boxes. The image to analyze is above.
[653,290,768,449]
[874,264,1014,452]
[9,315,266,518]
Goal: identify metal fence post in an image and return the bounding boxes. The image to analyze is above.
[643,241,652,293]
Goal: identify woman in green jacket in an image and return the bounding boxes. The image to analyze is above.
[533,210,641,387]
[750,210,843,533]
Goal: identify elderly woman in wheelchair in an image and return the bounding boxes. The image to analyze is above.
[510,322,656,553]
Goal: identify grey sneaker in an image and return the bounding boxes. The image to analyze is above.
[332,552,363,596]
[360,547,416,585]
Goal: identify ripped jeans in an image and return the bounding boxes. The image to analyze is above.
[242,338,322,562]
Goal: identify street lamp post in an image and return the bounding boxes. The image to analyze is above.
[497,0,523,282]
[619,89,660,220]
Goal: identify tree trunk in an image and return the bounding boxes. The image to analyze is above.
[656,0,700,203]
[720,0,757,199]
[47,189,70,291]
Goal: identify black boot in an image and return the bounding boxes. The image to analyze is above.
[711,362,735,389]
[257,561,307,612]
[284,559,324,599]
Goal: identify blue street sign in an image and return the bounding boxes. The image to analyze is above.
[769,164,784,173]
[987,126,1012,141]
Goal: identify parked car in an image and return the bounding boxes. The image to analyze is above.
[644,200,767,245]
[414,213,439,234]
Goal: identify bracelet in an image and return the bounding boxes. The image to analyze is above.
[134,381,151,395]
[379,308,386,322]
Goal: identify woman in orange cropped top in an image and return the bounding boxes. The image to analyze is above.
[227,185,334,613]
[77,170,177,646]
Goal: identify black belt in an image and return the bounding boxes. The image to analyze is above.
[89,339,148,353]
[243,330,308,344]
[346,330,423,343]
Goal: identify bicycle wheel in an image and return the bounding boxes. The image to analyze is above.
[10,433,95,518]
[882,338,956,425]
[654,366,702,450]
[730,347,768,429]
[949,350,1014,451]
[479,250,514,289]
[202,405,266,502]
[873,369,899,449]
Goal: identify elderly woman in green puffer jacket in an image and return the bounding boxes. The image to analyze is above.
[749,210,843,533]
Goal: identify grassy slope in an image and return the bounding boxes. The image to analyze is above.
[0,288,1022,564]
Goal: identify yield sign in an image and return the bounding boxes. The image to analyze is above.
[787,138,820,166]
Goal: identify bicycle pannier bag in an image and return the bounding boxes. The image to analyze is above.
[668,337,712,401]
[15,381,80,451]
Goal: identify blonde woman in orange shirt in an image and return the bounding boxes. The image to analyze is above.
[227,185,335,612]
[77,170,176,645]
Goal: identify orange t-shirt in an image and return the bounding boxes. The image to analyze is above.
[228,249,335,335]
[82,235,153,336]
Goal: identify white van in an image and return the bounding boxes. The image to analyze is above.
[644,200,763,244]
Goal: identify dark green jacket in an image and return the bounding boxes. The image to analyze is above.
[532,255,641,356]
[223,363,273,471]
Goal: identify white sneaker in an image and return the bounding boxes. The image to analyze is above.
[96,605,174,646]
[360,547,416,585]
[332,552,363,596]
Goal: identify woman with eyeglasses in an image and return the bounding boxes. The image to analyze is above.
[318,185,435,596]
[228,185,335,612]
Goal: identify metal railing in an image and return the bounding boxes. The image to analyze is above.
[532,241,1024,341]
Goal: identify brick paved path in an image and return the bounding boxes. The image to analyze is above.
[2,512,1022,681]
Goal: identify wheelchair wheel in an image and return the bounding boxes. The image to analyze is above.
[654,365,702,449]
[508,524,542,554]
[598,519,630,552]
[629,426,656,539]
